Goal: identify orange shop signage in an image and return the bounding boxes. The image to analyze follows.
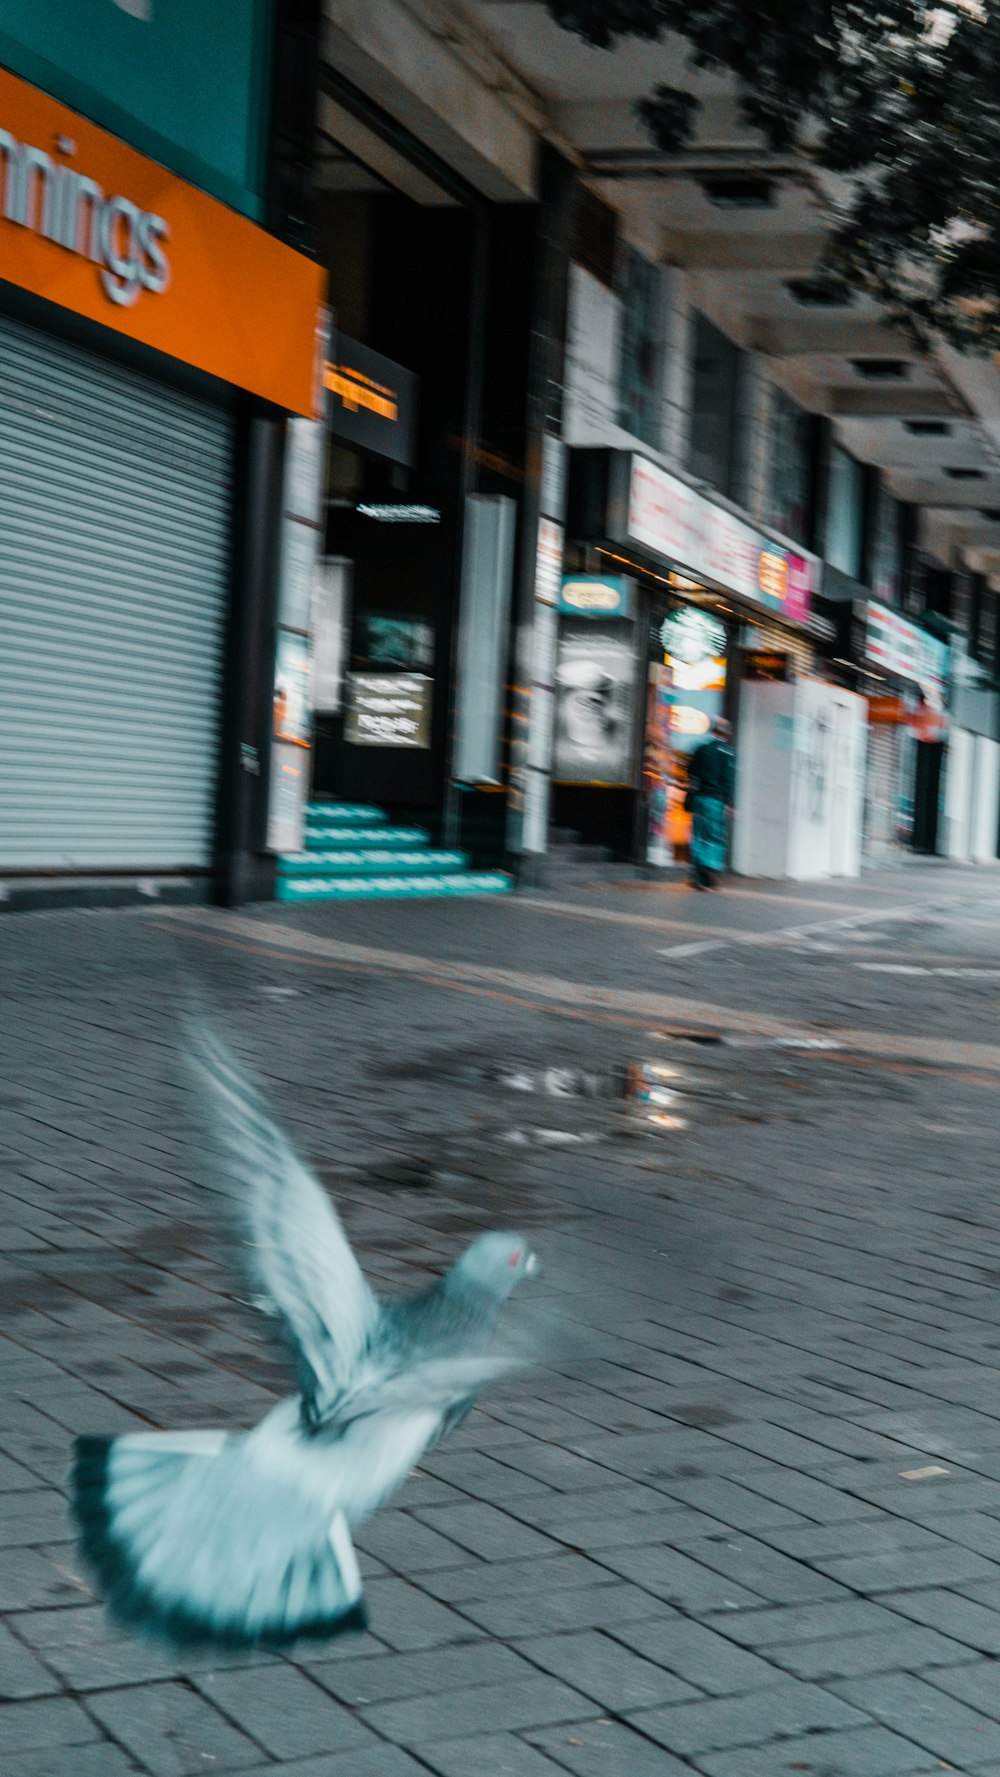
[867,695,908,725]
[0,67,325,417]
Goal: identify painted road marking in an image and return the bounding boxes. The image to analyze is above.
[657,940,728,958]
[763,902,929,945]
[520,894,939,953]
[858,962,1000,979]
[158,906,1000,1074]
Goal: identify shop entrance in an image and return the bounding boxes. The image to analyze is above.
[913,740,943,854]
[643,604,730,866]
[0,311,232,874]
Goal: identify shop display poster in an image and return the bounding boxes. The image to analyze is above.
[552,620,637,783]
[345,672,432,748]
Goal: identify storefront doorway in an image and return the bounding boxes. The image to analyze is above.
[562,446,822,870]
[644,604,731,867]
[859,602,949,861]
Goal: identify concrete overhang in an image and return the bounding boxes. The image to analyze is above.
[323,0,540,202]
[824,387,968,420]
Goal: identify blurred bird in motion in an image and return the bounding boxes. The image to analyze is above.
[70,1027,540,1648]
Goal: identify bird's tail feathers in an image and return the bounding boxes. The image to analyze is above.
[70,1430,367,1648]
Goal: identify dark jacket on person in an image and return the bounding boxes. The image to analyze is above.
[688,736,735,805]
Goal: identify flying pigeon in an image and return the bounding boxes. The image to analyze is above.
[70,1027,539,1648]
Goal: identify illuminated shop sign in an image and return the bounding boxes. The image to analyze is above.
[744,650,791,682]
[757,548,789,603]
[659,608,726,665]
[558,575,632,617]
[626,454,818,623]
[326,334,417,467]
[669,705,710,737]
[325,363,397,420]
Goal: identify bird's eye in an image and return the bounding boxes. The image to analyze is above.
[509,1248,522,1268]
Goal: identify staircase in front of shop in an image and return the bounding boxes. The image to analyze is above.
[275,802,512,902]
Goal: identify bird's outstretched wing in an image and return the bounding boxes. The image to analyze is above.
[187,1025,378,1419]
[71,1431,366,1648]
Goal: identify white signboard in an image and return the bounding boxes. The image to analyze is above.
[267,411,326,853]
[530,599,559,686]
[311,558,349,712]
[285,417,325,525]
[279,516,318,633]
[534,517,564,606]
[540,433,568,522]
[627,455,817,622]
[345,673,432,748]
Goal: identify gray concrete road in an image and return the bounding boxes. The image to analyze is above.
[3,863,1000,1774]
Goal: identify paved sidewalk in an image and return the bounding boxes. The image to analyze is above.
[3,868,1000,1774]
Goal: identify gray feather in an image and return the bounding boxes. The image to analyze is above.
[185,1023,379,1421]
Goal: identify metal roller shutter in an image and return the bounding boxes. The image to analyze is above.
[0,314,232,871]
[741,615,815,677]
[863,719,899,858]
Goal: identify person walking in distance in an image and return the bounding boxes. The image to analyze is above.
[687,715,735,890]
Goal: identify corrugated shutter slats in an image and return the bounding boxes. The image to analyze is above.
[0,315,232,871]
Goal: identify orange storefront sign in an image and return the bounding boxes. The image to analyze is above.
[0,67,325,417]
[867,695,908,725]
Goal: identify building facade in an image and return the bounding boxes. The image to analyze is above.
[0,3,323,908]
[6,0,1000,905]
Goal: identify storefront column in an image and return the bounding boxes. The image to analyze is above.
[506,148,575,878]
[216,412,285,907]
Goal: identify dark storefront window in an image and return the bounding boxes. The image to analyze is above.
[689,313,748,504]
[310,107,493,817]
[826,443,866,580]
[921,562,954,621]
[766,385,815,547]
[975,579,998,672]
[617,243,661,449]
[871,479,905,606]
[951,568,974,638]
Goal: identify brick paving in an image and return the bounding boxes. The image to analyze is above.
[2,866,1000,1771]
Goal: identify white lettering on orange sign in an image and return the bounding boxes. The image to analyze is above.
[0,124,169,306]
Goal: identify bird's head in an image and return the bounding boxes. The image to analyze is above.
[450,1232,540,1303]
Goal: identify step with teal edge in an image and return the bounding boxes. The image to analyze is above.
[276,871,511,903]
[306,802,385,824]
[278,848,468,877]
[304,825,429,850]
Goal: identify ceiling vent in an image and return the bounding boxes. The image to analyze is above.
[700,175,774,208]
[851,359,908,380]
[944,466,986,479]
[786,276,853,307]
[903,420,951,436]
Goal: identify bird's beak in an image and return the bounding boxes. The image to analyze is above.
[524,1252,542,1279]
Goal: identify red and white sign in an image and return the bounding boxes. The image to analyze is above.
[908,702,948,743]
[865,601,948,702]
[626,455,817,623]
[534,517,564,607]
